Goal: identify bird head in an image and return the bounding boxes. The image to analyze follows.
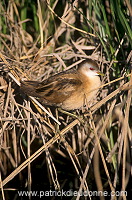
[78,59,104,77]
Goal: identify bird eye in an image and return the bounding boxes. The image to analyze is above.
[90,68,95,71]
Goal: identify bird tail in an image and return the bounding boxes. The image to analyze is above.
[20,80,39,97]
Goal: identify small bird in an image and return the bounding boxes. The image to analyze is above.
[21,59,104,110]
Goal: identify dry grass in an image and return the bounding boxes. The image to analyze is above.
[0,1,132,200]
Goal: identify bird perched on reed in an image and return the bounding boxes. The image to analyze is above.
[21,59,104,110]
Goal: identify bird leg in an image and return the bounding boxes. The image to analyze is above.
[57,108,84,123]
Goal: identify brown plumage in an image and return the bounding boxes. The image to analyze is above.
[20,59,104,110]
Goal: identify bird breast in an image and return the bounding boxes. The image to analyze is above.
[83,75,101,103]
[60,75,101,110]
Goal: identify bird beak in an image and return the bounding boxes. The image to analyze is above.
[97,71,104,76]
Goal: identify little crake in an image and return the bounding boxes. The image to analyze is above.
[21,59,104,110]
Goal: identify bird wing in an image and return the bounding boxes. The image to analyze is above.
[21,70,82,105]
[35,72,82,104]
